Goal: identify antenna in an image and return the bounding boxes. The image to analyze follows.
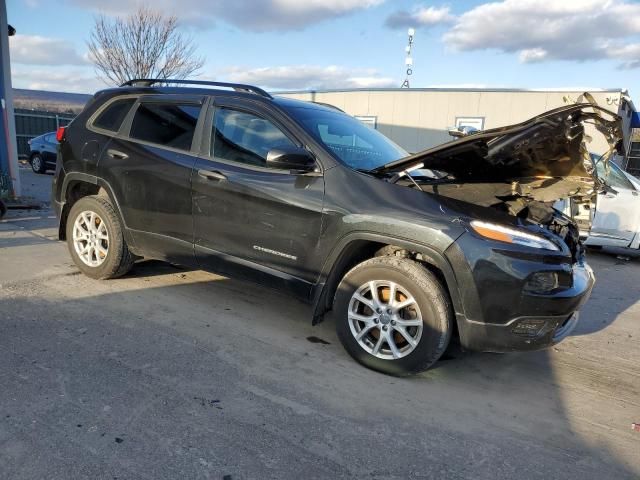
[401,28,415,88]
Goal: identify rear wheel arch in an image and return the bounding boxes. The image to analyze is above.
[65,195,135,279]
[311,234,463,325]
[59,175,126,243]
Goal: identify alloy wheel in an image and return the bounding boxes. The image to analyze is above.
[72,210,109,267]
[348,280,423,360]
[32,155,42,172]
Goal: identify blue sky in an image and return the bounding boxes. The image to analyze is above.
[6,0,640,104]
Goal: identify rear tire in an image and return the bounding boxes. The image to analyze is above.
[65,195,135,279]
[333,256,453,376]
[30,154,46,174]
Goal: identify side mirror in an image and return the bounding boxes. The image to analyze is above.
[266,147,316,173]
[448,125,479,138]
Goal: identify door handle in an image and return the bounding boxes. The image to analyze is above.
[197,169,227,181]
[107,149,128,160]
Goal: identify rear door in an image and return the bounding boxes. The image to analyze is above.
[192,97,325,297]
[98,94,205,263]
[587,162,640,247]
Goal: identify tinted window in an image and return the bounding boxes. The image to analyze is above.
[212,108,295,167]
[130,102,200,151]
[93,98,136,132]
[44,134,57,143]
[282,105,407,171]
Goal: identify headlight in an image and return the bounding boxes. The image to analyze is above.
[470,220,560,251]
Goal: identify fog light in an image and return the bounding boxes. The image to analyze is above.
[524,272,559,294]
[512,319,548,337]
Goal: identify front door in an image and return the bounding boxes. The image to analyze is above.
[192,98,325,297]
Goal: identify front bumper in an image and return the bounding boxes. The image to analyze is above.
[457,310,584,353]
[445,235,595,353]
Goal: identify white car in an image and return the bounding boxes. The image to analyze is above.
[557,159,640,249]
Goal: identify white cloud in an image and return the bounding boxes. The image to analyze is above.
[69,0,384,31]
[11,66,102,93]
[442,0,640,68]
[518,48,548,63]
[385,5,454,29]
[9,35,87,66]
[219,65,396,90]
[614,43,640,69]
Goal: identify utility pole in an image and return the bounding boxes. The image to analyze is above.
[0,0,20,199]
[400,28,414,89]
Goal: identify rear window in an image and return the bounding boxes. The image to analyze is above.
[129,102,200,151]
[93,98,136,132]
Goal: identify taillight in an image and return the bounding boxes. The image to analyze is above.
[56,126,66,142]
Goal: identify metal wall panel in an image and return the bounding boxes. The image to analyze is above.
[14,109,74,158]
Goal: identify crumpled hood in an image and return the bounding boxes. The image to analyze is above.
[373,103,625,204]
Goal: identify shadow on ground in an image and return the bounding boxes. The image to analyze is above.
[1,256,638,479]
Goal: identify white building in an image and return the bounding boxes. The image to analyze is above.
[277,88,638,171]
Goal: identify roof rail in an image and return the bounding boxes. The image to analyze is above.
[120,79,273,99]
[312,101,345,113]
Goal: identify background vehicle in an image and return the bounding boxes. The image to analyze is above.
[28,131,58,173]
[557,157,640,249]
[52,79,622,375]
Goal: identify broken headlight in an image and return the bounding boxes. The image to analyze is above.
[470,220,560,251]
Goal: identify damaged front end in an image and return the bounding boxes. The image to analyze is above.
[373,103,625,260]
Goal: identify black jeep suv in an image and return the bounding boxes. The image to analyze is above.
[52,79,624,375]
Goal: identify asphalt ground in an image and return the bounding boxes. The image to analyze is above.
[0,169,638,479]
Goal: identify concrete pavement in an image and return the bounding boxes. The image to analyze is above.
[0,170,639,479]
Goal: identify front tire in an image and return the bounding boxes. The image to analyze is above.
[333,256,453,376]
[31,154,46,174]
[66,195,135,279]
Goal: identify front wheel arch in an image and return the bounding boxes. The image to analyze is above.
[310,233,463,326]
[333,255,454,375]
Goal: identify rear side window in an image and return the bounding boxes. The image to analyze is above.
[130,102,200,151]
[93,98,136,132]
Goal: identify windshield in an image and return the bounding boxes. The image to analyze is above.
[283,105,408,171]
[592,154,635,191]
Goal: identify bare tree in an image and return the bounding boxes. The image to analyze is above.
[87,7,204,85]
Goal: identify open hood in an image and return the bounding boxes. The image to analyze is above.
[373,103,625,205]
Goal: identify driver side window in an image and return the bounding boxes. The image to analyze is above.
[212,108,295,167]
